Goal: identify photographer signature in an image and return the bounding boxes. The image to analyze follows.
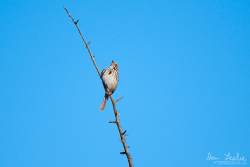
[206,152,247,165]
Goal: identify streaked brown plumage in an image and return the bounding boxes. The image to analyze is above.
[100,60,119,111]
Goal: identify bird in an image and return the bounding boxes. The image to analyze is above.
[100,60,119,111]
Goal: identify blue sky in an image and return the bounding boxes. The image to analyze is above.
[0,0,249,167]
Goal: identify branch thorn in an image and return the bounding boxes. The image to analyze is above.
[120,151,126,155]
[74,19,79,25]
[108,121,117,124]
[122,130,127,136]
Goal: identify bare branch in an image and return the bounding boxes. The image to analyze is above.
[110,96,134,167]
[64,7,134,167]
[64,7,101,77]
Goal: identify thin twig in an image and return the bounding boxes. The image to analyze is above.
[64,7,134,167]
[64,7,101,77]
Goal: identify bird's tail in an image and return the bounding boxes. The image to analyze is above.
[100,94,109,111]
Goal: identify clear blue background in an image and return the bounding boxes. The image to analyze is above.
[0,0,249,167]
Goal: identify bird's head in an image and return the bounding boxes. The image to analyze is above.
[111,60,119,71]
